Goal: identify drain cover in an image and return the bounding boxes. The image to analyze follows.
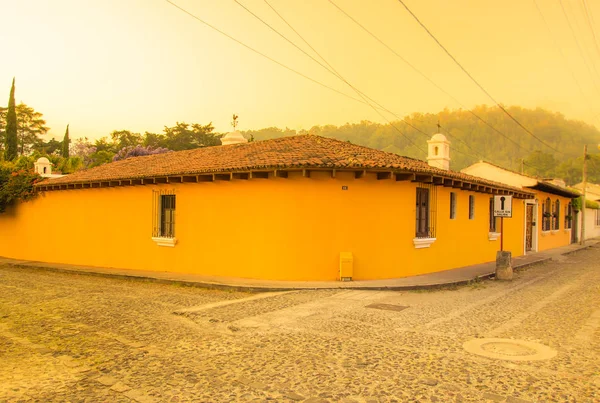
[366,303,409,312]
[463,338,557,361]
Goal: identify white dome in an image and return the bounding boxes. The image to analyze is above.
[221,130,248,146]
[36,157,50,164]
[431,133,448,142]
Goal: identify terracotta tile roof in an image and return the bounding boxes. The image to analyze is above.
[37,135,533,195]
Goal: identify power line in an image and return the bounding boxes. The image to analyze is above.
[327,0,548,162]
[261,1,509,166]
[395,0,567,156]
[559,0,600,95]
[580,0,600,61]
[163,1,387,110]
[234,0,428,154]
[533,0,600,124]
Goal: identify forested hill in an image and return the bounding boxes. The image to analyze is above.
[241,106,600,186]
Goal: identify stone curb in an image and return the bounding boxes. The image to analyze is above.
[2,244,591,293]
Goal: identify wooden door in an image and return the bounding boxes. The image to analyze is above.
[525,204,534,251]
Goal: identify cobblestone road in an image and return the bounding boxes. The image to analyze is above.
[1,247,599,402]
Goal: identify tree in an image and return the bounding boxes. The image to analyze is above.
[70,137,97,167]
[34,138,63,155]
[4,79,18,161]
[112,145,170,161]
[1,103,49,157]
[0,161,40,213]
[110,130,143,150]
[62,125,70,158]
[161,122,220,150]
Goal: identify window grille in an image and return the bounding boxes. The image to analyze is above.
[450,192,457,219]
[564,202,573,229]
[152,190,176,238]
[489,197,497,232]
[542,197,551,231]
[415,183,437,238]
[596,210,600,227]
[468,195,475,220]
[553,199,560,230]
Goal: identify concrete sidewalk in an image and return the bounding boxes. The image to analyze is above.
[0,241,597,292]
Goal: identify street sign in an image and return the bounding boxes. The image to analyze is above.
[494,195,513,218]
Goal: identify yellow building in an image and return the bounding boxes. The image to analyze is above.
[0,133,536,282]
[462,162,579,254]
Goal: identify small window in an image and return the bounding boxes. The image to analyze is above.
[489,197,497,232]
[542,197,551,231]
[434,146,439,156]
[450,192,457,219]
[415,184,437,238]
[43,167,47,174]
[596,210,600,227]
[564,202,573,229]
[469,195,475,220]
[153,190,176,238]
[416,187,430,238]
[553,199,560,230]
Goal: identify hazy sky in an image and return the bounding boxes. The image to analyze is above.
[3,0,600,141]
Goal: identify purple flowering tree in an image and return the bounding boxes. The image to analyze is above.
[112,145,170,162]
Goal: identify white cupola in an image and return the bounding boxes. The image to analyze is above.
[427,133,450,171]
[34,157,52,176]
[220,113,248,146]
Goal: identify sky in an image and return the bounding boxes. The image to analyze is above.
[2,0,600,141]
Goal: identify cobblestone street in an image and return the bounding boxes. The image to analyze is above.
[1,247,599,403]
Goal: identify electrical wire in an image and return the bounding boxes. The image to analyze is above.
[559,0,600,95]
[580,0,600,60]
[534,0,600,125]
[164,1,385,110]
[234,0,428,154]
[327,0,548,163]
[396,0,567,156]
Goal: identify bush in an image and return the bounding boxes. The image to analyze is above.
[0,163,40,213]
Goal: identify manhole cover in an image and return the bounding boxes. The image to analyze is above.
[366,303,409,312]
[463,338,557,361]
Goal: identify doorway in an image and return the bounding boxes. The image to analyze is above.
[524,201,537,253]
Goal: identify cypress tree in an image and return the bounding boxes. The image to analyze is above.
[62,124,70,158]
[4,78,18,161]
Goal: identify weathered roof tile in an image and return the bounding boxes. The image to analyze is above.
[37,135,533,195]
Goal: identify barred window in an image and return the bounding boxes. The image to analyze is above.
[415,184,437,238]
[565,202,573,230]
[489,197,497,232]
[596,210,600,227]
[468,195,475,220]
[553,199,560,230]
[450,192,457,219]
[542,197,551,231]
[152,190,176,238]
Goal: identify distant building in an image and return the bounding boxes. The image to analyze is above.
[571,182,600,240]
[34,157,65,179]
[462,162,579,251]
[1,133,542,282]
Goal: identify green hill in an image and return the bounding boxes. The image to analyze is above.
[242,105,600,185]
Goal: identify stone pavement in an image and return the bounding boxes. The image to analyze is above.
[0,240,596,291]
[1,245,599,402]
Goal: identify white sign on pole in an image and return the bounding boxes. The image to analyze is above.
[494,195,513,218]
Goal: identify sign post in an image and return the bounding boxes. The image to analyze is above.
[493,195,513,280]
[494,195,513,251]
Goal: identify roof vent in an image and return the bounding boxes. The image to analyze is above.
[221,113,248,146]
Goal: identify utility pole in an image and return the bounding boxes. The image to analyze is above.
[580,145,587,245]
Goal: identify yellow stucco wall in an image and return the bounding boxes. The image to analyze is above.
[0,171,526,281]
[534,190,573,252]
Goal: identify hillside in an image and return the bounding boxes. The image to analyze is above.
[241,106,600,185]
